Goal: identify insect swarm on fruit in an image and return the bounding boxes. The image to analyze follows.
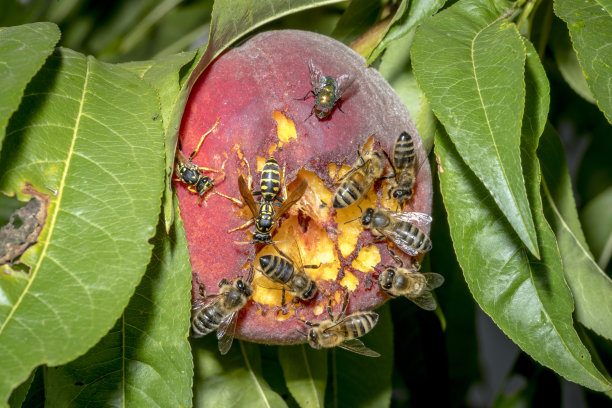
[175,30,433,346]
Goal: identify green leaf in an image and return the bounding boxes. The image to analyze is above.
[550,18,596,104]
[436,118,611,390]
[412,0,540,258]
[554,0,612,124]
[193,338,287,408]
[279,345,327,408]
[327,303,393,408]
[540,128,612,340]
[7,369,34,408]
[0,48,164,404]
[367,0,446,64]
[580,186,612,269]
[121,51,198,230]
[0,22,60,150]
[331,0,384,45]
[45,197,193,407]
[378,33,435,153]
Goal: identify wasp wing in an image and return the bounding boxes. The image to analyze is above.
[216,310,238,355]
[272,180,307,223]
[389,211,432,227]
[338,338,380,357]
[238,174,258,219]
[334,73,355,100]
[308,59,325,92]
[409,292,437,311]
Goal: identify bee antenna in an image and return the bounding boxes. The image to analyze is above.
[343,215,361,225]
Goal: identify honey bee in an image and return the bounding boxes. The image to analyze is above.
[257,240,319,306]
[232,157,308,244]
[385,131,418,207]
[191,271,253,355]
[300,59,355,120]
[332,147,385,209]
[378,249,444,311]
[360,207,432,256]
[175,119,241,205]
[299,292,380,357]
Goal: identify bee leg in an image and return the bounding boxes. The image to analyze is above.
[297,318,316,327]
[411,258,422,272]
[190,117,220,160]
[326,297,335,321]
[339,291,350,320]
[303,263,322,269]
[281,163,288,201]
[387,248,404,268]
[227,218,254,233]
[281,288,287,308]
[194,275,206,300]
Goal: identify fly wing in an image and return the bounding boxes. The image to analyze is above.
[390,211,432,227]
[334,73,355,99]
[273,180,308,223]
[238,174,258,218]
[216,311,238,355]
[338,338,380,357]
[308,59,325,92]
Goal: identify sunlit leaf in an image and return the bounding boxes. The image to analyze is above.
[279,345,327,408]
[554,0,612,124]
[121,51,198,230]
[0,22,60,150]
[540,128,612,340]
[436,118,611,390]
[0,48,164,404]
[327,303,393,408]
[45,197,193,407]
[412,0,540,257]
[193,338,287,408]
[367,0,445,64]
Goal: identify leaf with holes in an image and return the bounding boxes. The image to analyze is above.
[412,0,540,257]
[0,22,60,150]
[44,197,192,407]
[0,48,163,404]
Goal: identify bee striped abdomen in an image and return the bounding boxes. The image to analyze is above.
[260,158,281,202]
[260,255,294,284]
[344,311,378,338]
[394,131,415,170]
[333,173,367,208]
[192,305,224,337]
[396,222,432,253]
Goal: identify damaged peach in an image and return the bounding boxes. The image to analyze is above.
[176,30,432,345]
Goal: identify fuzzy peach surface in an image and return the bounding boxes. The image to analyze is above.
[176,30,432,345]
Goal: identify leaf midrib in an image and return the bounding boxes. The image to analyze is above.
[0,57,92,340]
[240,341,271,408]
[300,344,321,408]
[469,22,535,255]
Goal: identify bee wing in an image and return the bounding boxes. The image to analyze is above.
[334,73,355,99]
[253,275,285,291]
[273,180,308,223]
[191,293,220,315]
[338,339,380,357]
[383,229,419,256]
[409,292,437,311]
[216,311,238,355]
[308,59,325,92]
[238,175,258,218]
[423,272,445,290]
[389,211,432,227]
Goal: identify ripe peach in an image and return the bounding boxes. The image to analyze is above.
[176,29,432,345]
